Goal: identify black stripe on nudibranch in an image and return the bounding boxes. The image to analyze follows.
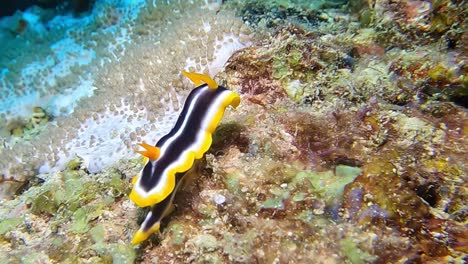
[139,85,227,191]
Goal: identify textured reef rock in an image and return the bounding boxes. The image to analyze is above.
[355,0,468,107]
[0,0,467,263]
[0,157,139,262]
[0,0,251,198]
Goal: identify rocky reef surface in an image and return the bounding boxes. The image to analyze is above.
[0,0,467,263]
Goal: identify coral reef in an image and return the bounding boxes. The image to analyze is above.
[0,158,138,262]
[0,0,467,263]
[0,0,251,197]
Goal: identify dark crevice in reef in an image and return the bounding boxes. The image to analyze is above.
[228,1,332,30]
[0,0,95,18]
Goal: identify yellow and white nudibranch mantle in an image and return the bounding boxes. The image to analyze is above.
[129,71,240,244]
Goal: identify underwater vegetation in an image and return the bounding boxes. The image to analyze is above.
[0,0,467,263]
[0,157,137,262]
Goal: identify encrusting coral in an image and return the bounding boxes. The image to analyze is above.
[0,0,467,263]
[0,157,138,263]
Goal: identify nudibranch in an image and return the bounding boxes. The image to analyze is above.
[129,71,240,244]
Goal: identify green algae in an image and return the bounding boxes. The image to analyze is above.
[66,157,83,171]
[358,8,376,27]
[272,57,289,79]
[29,190,59,215]
[288,50,303,66]
[291,165,362,206]
[0,1,465,262]
[51,236,63,247]
[271,42,308,81]
[284,79,305,101]
[199,218,215,228]
[21,252,51,264]
[0,217,23,235]
[109,244,136,264]
[223,231,257,262]
[90,224,105,244]
[193,234,218,252]
[73,204,106,234]
[0,161,137,262]
[92,242,136,264]
[108,173,127,197]
[224,172,241,194]
[94,234,136,261]
[262,186,290,209]
[292,192,306,202]
[269,186,289,197]
[340,237,376,264]
[294,210,314,222]
[197,203,217,217]
[260,166,361,213]
[168,223,185,246]
[262,197,286,209]
[71,208,91,234]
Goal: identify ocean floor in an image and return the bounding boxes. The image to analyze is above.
[0,0,467,263]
